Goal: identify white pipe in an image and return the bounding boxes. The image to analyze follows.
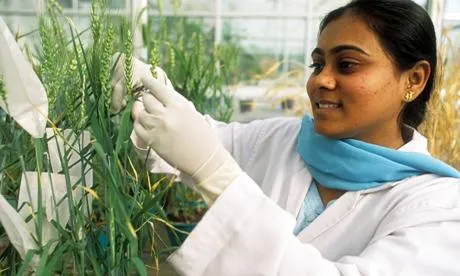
[274,0,281,61]
[72,0,78,23]
[281,4,289,73]
[131,0,148,60]
[304,0,314,81]
[214,0,222,46]
[429,0,445,43]
[444,13,460,21]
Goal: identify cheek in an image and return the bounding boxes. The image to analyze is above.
[345,79,400,116]
[306,77,313,95]
[342,77,375,102]
[347,76,389,100]
[339,84,382,119]
[306,78,315,106]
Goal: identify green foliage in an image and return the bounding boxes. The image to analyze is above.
[123,29,134,97]
[144,16,239,122]
[0,0,167,274]
[142,15,240,225]
[0,76,7,111]
[0,0,244,273]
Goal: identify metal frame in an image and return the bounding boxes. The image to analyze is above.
[0,0,454,71]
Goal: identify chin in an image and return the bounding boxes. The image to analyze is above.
[313,121,348,140]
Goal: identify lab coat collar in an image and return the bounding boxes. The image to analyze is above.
[397,128,430,156]
[294,129,433,240]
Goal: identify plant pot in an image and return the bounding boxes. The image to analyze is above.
[280,98,294,110]
[166,222,197,248]
[239,99,254,113]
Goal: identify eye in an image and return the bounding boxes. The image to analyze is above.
[308,62,324,74]
[338,60,358,73]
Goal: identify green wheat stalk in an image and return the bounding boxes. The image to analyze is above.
[124,29,134,97]
[149,40,160,78]
[169,43,176,75]
[38,17,58,116]
[101,24,114,110]
[91,0,102,44]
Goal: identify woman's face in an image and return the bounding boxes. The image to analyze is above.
[306,14,408,147]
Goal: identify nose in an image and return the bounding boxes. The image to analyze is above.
[307,67,337,91]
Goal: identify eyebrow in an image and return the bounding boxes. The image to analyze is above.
[311,45,370,57]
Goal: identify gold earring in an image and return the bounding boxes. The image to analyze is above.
[404,90,414,102]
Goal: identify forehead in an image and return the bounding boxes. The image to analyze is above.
[317,14,384,56]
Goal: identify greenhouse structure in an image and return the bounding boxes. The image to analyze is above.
[0,0,459,275]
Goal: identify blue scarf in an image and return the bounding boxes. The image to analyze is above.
[296,115,460,191]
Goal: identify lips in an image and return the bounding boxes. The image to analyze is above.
[315,100,343,109]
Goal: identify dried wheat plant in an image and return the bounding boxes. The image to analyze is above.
[419,33,460,169]
[263,61,313,116]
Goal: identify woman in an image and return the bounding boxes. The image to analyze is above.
[114,0,460,274]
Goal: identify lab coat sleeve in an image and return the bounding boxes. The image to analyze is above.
[204,115,277,170]
[173,116,274,188]
[168,173,460,276]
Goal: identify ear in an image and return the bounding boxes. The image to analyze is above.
[404,60,431,101]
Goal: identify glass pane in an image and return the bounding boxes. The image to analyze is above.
[75,0,125,10]
[109,0,125,9]
[413,0,428,9]
[57,0,72,8]
[222,0,350,14]
[444,21,460,46]
[446,0,460,13]
[223,0,277,13]
[1,16,37,34]
[223,18,306,80]
[1,1,39,10]
[153,0,214,13]
[312,0,349,15]
[78,0,92,9]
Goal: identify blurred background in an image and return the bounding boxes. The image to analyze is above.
[0,0,458,123]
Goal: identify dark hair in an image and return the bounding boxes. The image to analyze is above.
[319,0,437,129]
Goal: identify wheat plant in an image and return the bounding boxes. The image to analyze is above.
[0,0,172,274]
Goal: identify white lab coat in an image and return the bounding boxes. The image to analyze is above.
[167,117,460,276]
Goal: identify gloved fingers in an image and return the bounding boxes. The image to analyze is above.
[133,120,150,145]
[130,129,149,150]
[143,93,165,115]
[110,53,125,87]
[154,67,167,86]
[133,120,160,150]
[110,82,126,113]
[165,77,173,89]
[137,109,161,130]
[131,99,144,121]
[140,76,174,106]
[155,66,173,88]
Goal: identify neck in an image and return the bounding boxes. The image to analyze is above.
[354,122,405,150]
[316,182,345,206]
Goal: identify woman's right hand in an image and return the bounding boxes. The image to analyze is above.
[110,53,181,176]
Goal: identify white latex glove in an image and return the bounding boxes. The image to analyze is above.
[130,131,183,178]
[110,53,181,177]
[133,77,242,204]
[110,52,172,115]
